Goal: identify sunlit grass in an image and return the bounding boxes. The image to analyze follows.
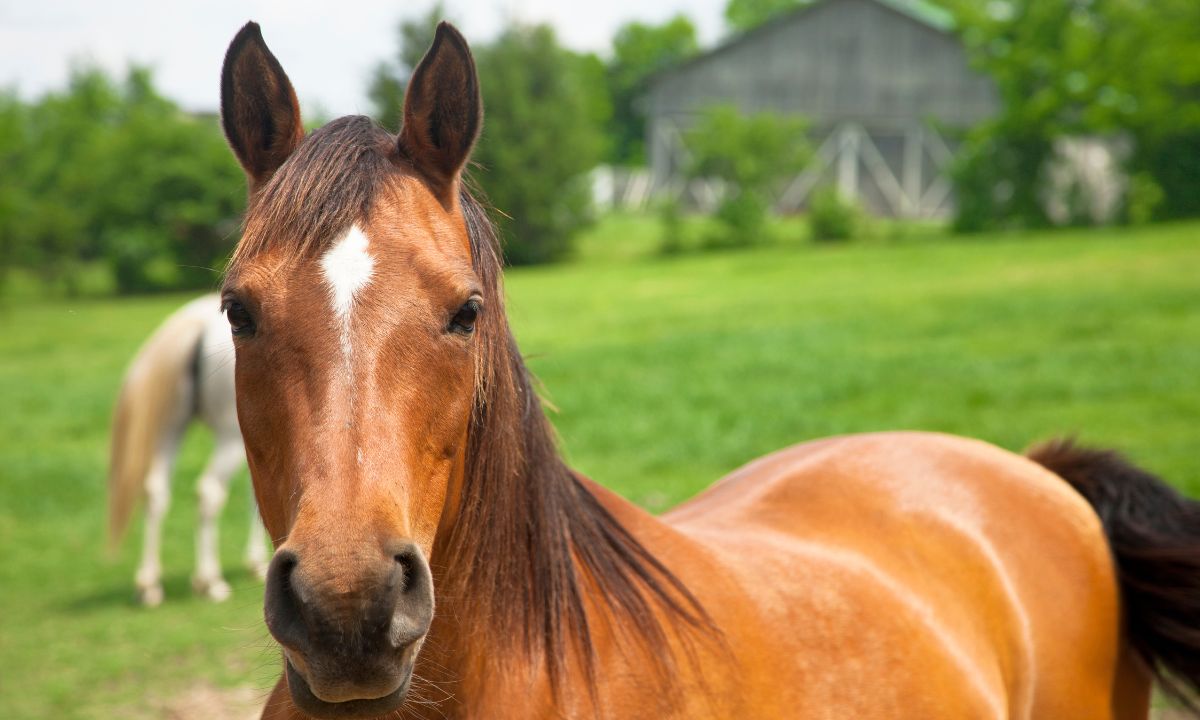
[1,218,1198,717]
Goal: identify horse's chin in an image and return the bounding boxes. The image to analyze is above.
[285,659,412,720]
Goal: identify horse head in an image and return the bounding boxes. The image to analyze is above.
[219,21,482,719]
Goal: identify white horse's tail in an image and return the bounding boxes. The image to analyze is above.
[108,296,218,550]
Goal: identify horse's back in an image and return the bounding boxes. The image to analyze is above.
[664,432,1134,719]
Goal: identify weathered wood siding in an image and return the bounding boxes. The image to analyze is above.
[646,0,997,128]
[643,0,1000,216]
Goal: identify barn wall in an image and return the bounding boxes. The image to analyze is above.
[646,0,997,127]
[644,0,1000,216]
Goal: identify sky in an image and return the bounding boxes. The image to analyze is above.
[0,0,729,115]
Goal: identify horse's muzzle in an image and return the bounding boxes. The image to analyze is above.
[284,654,414,719]
[263,540,434,718]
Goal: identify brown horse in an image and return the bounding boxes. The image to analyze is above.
[217,21,1200,720]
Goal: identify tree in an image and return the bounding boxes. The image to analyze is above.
[944,0,1200,230]
[606,15,698,164]
[18,67,124,289]
[0,65,245,294]
[471,25,610,264]
[368,4,446,132]
[725,0,811,33]
[1104,0,1200,219]
[0,92,29,290]
[945,0,1106,230]
[93,68,245,291]
[685,105,810,246]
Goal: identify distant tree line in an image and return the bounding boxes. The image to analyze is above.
[5,0,1195,294]
[0,8,709,293]
[0,67,244,294]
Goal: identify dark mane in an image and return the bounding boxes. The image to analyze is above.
[449,187,713,694]
[226,116,713,697]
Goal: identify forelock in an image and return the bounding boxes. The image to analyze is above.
[229,115,396,271]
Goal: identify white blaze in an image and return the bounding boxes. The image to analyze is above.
[320,224,375,368]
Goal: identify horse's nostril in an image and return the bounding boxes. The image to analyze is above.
[264,549,308,651]
[274,550,298,582]
[385,542,435,649]
[386,541,430,598]
[393,551,413,592]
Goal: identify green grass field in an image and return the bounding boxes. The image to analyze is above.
[2,218,1198,718]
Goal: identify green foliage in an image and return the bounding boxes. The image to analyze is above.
[951,131,1052,233]
[808,186,862,242]
[606,15,699,164]
[472,25,610,265]
[684,105,810,246]
[0,92,31,291]
[945,0,1200,230]
[709,192,770,248]
[1125,173,1164,226]
[725,0,810,32]
[657,199,685,255]
[1134,132,1200,220]
[367,4,445,132]
[0,66,244,294]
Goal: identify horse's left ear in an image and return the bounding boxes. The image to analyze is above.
[398,22,482,205]
[220,22,304,191]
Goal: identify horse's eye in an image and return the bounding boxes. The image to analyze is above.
[224,301,255,337]
[450,299,481,334]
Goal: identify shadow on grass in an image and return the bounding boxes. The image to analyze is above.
[59,567,264,614]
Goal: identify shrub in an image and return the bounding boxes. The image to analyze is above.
[808,187,861,242]
[708,191,770,248]
[657,199,686,255]
[1125,172,1165,226]
[684,105,810,248]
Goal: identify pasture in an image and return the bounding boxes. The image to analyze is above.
[1,218,1198,718]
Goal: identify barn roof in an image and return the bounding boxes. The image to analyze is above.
[647,0,957,88]
[873,0,955,32]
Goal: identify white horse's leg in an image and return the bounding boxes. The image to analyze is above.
[135,447,176,607]
[245,491,270,581]
[191,435,244,602]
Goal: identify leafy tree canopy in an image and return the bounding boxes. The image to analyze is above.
[944,0,1200,229]
[472,24,610,264]
[725,0,811,33]
[1,65,244,294]
[606,15,699,164]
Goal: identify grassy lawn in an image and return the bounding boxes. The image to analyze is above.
[2,218,1198,717]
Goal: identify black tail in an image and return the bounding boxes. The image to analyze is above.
[1029,438,1200,712]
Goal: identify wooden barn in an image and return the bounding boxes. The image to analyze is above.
[643,0,999,218]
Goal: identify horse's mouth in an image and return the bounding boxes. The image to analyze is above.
[285,659,412,720]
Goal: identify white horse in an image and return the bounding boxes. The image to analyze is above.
[108,294,269,606]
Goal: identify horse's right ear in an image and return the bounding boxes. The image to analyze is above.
[220,22,304,191]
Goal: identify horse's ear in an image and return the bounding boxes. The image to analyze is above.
[398,22,482,204]
[220,22,304,191]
